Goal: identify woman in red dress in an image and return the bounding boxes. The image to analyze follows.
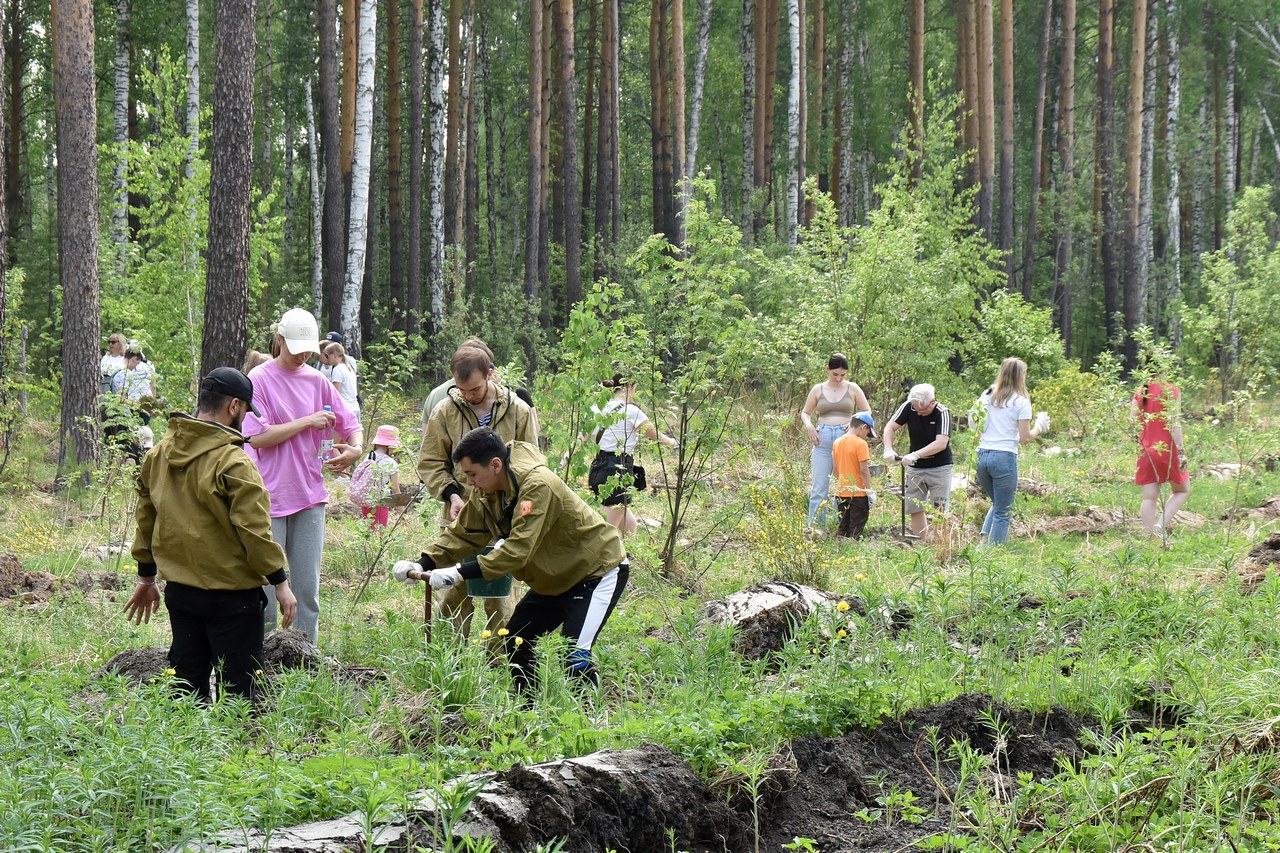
[1132,378,1190,536]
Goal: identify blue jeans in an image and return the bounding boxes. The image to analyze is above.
[976,449,1019,544]
[807,423,846,525]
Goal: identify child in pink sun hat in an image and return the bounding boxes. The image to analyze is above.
[349,425,403,528]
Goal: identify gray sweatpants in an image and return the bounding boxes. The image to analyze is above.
[265,504,326,641]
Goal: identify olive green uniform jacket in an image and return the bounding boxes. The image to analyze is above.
[417,384,535,503]
[424,441,626,596]
[132,413,286,590]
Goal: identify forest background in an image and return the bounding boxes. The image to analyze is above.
[2,0,1280,474]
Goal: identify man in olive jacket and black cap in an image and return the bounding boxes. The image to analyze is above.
[124,367,297,701]
[397,427,628,691]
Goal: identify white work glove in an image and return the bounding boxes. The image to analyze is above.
[902,452,919,467]
[1034,411,1051,433]
[866,490,877,508]
[882,446,896,461]
[392,560,421,583]
[429,566,463,589]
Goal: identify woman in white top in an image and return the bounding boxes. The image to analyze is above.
[973,357,1050,545]
[590,374,677,536]
[100,333,127,395]
[798,353,870,527]
[320,342,360,420]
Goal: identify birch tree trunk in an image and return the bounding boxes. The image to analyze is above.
[341,0,374,355]
[1138,8,1156,333]
[386,0,404,329]
[740,0,755,238]
[1121,0,1147,367]
[318,0,344,327]
[1225,31,1237,219]
[687,0,713,182]
[307,78,323,317]
[463,3,479,295]
[785,0,800,246]
[524,0,543,299]
[112,0,129,274]
[998,0,1013,286]
[1051,0,1075,351]
[427,0,446,329]
[1163,0,1181,345]
[1020,0,1052,300]
[408,0,424,329]
[203,0,257,377]
[52,0,101,473]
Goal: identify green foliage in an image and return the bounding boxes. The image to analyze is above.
[1181,186,1280,397]
[960,290,1068,391]
[776,91,1001,409]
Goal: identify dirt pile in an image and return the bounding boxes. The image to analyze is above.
[100,630,325,684]
[1237,531,1280,591]
[199,694,1091,853]
[701,580,861,659]
[0,553,124,604]
[1016,506,1125,536]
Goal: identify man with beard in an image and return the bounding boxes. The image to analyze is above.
[125,368,297,702]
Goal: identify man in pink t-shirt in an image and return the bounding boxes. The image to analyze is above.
[242,309,362,641]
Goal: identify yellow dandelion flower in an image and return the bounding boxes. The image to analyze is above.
[837,629,847,639]
[497,628,509,637]
[837,600,851,612]
[809,648,818,655]
[514,636,524,646]
[165,668,176,676]
[480,630,492,639]
[855,573,867,581]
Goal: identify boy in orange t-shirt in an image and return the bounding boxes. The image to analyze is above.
[832,412,876,539]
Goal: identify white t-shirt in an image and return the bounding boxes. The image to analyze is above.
[328,362,360,415]
[100,353,126,379]
[975,389,1032,454]
[119,362,156,402]
[594,400,649,454]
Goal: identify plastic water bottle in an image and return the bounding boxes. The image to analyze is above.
[317,405,335,461]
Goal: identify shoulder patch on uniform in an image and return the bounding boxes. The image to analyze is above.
[519,500,533,516]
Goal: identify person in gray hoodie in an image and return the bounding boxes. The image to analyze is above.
[125,368,296,701]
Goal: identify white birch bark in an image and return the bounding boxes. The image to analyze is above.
[686,0,713,181]
[1226,31,1238,218]
[185,0,199,179]
[306,77,324,318]
[1164,0,1181,345]
[113,0,129,273]
[341,0,376,355]
[427,0,446,330]
[785,0,800,247]
[1137,7,1156,327]
[740,0,754,238]
[838,0,855,228]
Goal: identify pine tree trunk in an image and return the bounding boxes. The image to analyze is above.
[960,0,980,190]
[481,16,497,270]
[444,0,462,246]
[112,0,129,274]
[557,0,581,303]
[524,0,543,299]
[539,11,552,298]
[342,0,374,355]
[1021,0,1052,300]
[1050,0,1075,351]
[977,0,995,241]
[998,0,1013,286]
[806,0,825,225]
[307,78,324,317]
[1137,8,1156,333]
[408,0,424,330]
[762,0,780,237]
[53,0,101,473]
[203,0,257,376]
[784,0,800,245]
[6,0,21,237]
[386,0,404,329]
[907,0,924,169]
[670,0,687,244]
[583,0,597,224]
[740,0,755,238]
[1164,0,1181,345]
[594,0,617,277]
[318,0,344,327]
[650,0,664,237]
[283,109,295,269]
[1096,0,1119,348]
[341,0,358,215]
[427,0,446,329]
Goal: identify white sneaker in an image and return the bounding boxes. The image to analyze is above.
[1150,522,1164,538]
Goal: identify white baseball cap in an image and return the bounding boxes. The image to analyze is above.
[277,309,321,355]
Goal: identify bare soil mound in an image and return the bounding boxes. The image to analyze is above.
[99,630,325,685]
[701,580,863,659]
[1016,506,1126,536]
[100,646,171,683]
[753,694,1090,852]
[0,553,127,604]
[1237,531,1280,591]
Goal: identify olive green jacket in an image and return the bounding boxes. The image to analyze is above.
[425,441,626,595]
[133,413,285,590]
[417,384,535,503]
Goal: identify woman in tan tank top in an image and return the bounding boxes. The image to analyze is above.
[799,353,870,528]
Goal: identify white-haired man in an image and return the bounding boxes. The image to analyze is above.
[882,383,953,539]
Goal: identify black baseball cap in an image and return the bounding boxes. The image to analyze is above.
[325,331,343,344]
[201,367,261,416]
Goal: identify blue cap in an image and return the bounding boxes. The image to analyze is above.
[851,411,876,438]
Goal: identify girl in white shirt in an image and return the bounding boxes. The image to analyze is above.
[973,357,1049,545]
[320,342,360,420]
[589,374,677,536]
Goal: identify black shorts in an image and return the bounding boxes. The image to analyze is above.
[588,451,645,507]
